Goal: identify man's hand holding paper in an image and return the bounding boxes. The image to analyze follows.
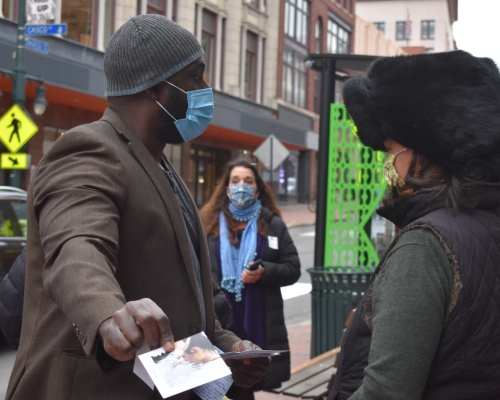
[225,340,271,388]
[99,298,175,362]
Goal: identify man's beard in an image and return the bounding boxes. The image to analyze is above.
[157,89,188,144]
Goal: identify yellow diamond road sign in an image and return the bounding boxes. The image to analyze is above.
[0,104,38,154]
[1,153,29,170]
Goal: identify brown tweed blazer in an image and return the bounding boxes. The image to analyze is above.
[6,108,239,400]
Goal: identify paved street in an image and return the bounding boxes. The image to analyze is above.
[0,223,316,398]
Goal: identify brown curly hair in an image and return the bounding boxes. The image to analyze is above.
[200,160,282,246]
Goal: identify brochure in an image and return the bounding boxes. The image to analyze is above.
[134,332,232,400]
[133,331,290,400]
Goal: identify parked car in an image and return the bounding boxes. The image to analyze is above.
[0,186,27,283]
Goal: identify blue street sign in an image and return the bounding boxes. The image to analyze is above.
[25,23,67,36]
[24,38,49,54]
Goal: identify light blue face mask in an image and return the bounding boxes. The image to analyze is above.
[156,81,214,142]
[228,184,257,209]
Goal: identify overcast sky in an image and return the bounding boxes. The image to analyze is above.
[453,0,500,67]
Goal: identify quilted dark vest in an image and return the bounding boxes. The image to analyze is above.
[329,185,500,400]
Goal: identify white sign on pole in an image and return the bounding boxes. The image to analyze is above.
[254,134,290,172]
[27,0,56,21]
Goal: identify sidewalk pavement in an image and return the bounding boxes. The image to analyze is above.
[255,320,312,400]
[279,204,316,228]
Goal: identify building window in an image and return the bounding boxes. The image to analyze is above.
[245,0,259,8]
[201,9,216,86]
[61,0,95,46]
[1,0,14,20]
[373,22,385,34]
[138,0,175,19]
[244,31,258,101]
[284,0,309,46]
[314,18,323,53]
[147,0,165,15]
[327,19,350,54]
[282,48,306,108]
[102,0,115,49]
[396,20,411,40]
[421,20,435,39]
[426,48,434,53]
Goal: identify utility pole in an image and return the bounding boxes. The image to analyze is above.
[0,0,48,187]
[12,0,27,108]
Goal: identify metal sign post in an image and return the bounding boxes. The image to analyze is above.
[313,58,336,268]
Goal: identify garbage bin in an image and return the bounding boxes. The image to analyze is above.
[307,266,375,358]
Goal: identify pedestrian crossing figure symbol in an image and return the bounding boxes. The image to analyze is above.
[8,114,22,143]
[0,104,38,154]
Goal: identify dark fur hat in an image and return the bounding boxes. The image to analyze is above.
[343,50,500,181]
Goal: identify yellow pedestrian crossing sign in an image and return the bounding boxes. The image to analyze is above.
[1,153,29,169]
[0,104,38,154]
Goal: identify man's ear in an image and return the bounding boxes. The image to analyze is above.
[145,82,165,101]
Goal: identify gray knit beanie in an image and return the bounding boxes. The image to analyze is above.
[104,14,204,97]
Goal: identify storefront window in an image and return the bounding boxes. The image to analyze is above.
[189,146,216,207]
[61,0,94,46]
[277,153,299,203]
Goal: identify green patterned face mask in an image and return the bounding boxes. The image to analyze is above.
[383,147,408,187]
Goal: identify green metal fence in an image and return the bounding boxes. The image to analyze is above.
[309,104,386,357]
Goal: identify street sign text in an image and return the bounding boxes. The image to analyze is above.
[25,38,49,54]
[25,23,67,36]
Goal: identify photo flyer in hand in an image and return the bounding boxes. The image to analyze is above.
[134,332,232,400]
[133,331,290,400]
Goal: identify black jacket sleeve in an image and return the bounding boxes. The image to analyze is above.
[260,215,301,288]
[212,277,232,330]
[0,246,26,349]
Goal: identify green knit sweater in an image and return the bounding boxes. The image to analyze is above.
[349,228,454,400]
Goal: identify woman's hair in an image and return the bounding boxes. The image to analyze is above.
[384,152,476,211]
[200,160,282,245]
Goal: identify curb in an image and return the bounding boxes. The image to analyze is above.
[285,222,316,229]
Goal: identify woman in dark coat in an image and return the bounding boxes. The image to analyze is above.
[329,51,500,400]
[200,160,301,400]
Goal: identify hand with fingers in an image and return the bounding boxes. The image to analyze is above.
[225,340,271,388]
[241,265,265,284]
[98,298,174,362]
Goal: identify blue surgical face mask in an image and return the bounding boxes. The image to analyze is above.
[156,81,214,142]
[228,184,257,209]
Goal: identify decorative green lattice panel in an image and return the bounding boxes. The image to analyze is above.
[324,104,386,269]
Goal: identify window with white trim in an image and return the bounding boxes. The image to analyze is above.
[284,0,309,46]
[282,48,306,108]
[327,19,350,54]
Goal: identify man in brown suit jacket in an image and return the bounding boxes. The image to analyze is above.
[7,15,269,400]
